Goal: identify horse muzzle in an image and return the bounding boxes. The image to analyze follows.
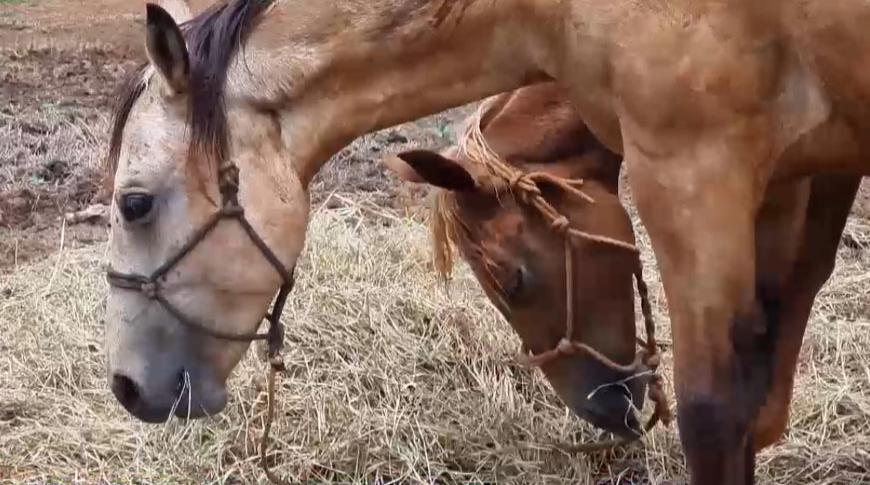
[110,361,228,422]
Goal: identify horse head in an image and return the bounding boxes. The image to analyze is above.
[384,83,652,438]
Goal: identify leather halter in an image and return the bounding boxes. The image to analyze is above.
[105,160,294,366]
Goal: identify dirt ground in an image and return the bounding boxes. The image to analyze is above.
[0,1,869,484]
[0,0,139,270]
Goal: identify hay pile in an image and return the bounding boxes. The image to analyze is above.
[1,196,869,484]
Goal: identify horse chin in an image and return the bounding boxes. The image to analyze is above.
[541,355,648,439]
[571,380,646,440]
[171,382,228,421]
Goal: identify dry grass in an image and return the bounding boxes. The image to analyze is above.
[1,191,869,484]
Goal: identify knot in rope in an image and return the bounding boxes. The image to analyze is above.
[647,374,673,426]
[551,216,571,236]
[557,337,576,355]
[219,160,239,181]
[508,172,541,203]
[269,355,285,372]
[218,161,240,203]
[141,281,158,299]
[644,351,661,370]
[221,204,245,217]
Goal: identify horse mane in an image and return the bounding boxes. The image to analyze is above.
[427,91,523,288]
[427,92,516,282]
[456,93,514,177]
[104,0,276,188]
[429,188,510,311]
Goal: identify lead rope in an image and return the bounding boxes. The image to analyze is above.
[217,160,289,484]
[260,356,291,485]
[217,159,296,485]
[220,158,296,485]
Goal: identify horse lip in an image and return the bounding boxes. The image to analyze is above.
[579,404,642,440]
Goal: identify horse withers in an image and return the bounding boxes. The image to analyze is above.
[383,83,666,440]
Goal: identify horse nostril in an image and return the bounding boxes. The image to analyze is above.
[111,373,143,412]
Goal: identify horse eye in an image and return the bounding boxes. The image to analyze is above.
[120,193,154,222]
[505,266,525,299]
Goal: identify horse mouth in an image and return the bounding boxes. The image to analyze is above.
[577,401,643,440]
[110,366,228,422]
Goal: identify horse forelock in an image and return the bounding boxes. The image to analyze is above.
[183,0,276,179]
[104,64,151,191]
[455,93,526,196]
[429,190,457,281]
[104,0,276,191]
[429,190,507,299]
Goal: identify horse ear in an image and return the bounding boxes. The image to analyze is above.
[383,150,476,191]
[156,0,193,24]
[145,3,190,96]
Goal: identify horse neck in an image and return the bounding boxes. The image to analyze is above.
[229,0,561,185]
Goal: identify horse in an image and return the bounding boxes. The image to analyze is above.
[103,1,867,483]
[387,82,864,458]
[382,82,671,442]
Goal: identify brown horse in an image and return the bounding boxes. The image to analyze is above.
[387,82,863,458]
[383,82,667,440]
[103,1,867,483]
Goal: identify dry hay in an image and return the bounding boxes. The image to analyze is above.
[1,193,869,484]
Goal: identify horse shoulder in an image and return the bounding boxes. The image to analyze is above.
[768,51,832,165]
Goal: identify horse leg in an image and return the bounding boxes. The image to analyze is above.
[752,174,862,450]
[623,137,774,485]
[746,179,810,450]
